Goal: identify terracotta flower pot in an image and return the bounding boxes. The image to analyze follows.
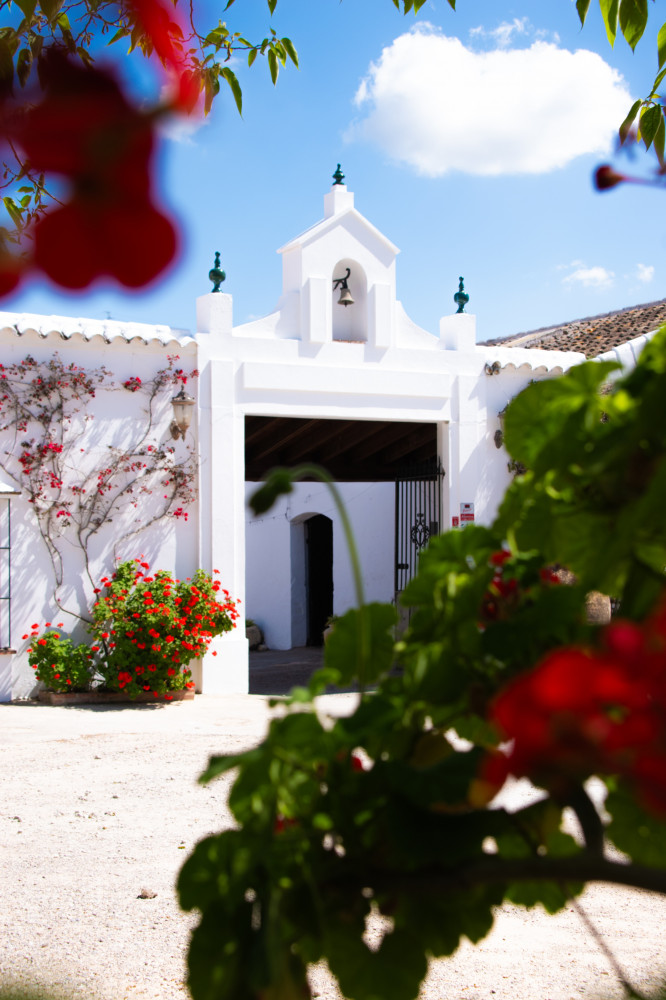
[36,688,194,705]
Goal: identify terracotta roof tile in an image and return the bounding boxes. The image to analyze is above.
[481,299,666,358]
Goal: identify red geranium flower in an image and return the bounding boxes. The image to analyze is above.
[484,598,666,815]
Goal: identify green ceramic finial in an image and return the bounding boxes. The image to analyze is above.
[454,276,469,314]
[332,163,345,186]
[208,251,226,293]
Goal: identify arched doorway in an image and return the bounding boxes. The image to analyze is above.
[305,514,333,646]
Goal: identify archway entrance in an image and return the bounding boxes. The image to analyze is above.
[245,417,442,652]
[305,514,333,646]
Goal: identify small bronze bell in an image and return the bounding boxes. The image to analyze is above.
[333,267,354,306]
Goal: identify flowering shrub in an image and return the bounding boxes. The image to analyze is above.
[25,559,238,699]
[26,628,91,693]
[480,548,560,624]
[90,558,239,698]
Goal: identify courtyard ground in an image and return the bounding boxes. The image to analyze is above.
[1,652,665,1000]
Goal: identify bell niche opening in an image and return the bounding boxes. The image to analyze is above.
[332,259,367,343]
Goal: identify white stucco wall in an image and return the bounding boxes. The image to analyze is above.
[245,480,394,650]
[0,321,203,701]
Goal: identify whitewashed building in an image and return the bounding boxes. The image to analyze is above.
[0,174,658,701]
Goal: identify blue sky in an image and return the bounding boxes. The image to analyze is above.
[4,0,663,341]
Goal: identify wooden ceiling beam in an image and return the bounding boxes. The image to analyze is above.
[281,419,356,463]
[322,421,392,461]
[253,419,320,462]
[244,416,288,448]
[410,442,441,467]
[351,422,418,462]
[381,427,436,464]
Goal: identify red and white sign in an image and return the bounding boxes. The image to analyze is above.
[460,502,475,524]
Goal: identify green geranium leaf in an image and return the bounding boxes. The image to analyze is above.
[325,910,428,1000]
[605,783,666,867]
[324,603,397,686]
[503,360,617,470]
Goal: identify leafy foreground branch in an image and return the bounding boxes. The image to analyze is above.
[177,330,666,1000]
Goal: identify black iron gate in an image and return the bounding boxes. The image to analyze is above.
[394,461,444,595]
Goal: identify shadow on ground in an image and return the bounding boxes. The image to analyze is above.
[249,646,342,696]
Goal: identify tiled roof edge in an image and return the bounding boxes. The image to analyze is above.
[480,298,666,349]
[0,312,194,347]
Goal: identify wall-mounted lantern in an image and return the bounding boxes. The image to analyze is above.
[170,387,196,440]
[494,407,506,449]
[333,267,354,307]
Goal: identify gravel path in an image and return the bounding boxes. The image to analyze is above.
[1,696,666,1000]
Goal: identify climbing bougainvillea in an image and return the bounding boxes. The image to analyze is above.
[0,352,198,611]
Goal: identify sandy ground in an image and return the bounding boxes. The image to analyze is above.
[1,676,666,1000]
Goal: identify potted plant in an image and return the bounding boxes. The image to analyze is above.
[323,614,340,644]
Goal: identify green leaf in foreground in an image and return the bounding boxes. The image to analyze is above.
[322,602,397,687]
[606,782,666,867]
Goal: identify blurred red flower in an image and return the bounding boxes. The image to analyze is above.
[6,49,177,291]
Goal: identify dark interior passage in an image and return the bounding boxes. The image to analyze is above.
[305,514,333,646]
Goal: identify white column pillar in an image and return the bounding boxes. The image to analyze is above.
[301,276,331,345]
[456,372,487,526]
[439,313,476,352]
[197,355,249,694]
[436,421,451,533]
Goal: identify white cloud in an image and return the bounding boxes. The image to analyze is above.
[470,17,529,48]
[158,116,206,145]
[636,263,655,284]
[556,259,585,271]
[563,265,615,289]
[347,26,632,177]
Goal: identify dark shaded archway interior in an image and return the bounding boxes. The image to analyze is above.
[305,514,333,646]
[245,417,437,482]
